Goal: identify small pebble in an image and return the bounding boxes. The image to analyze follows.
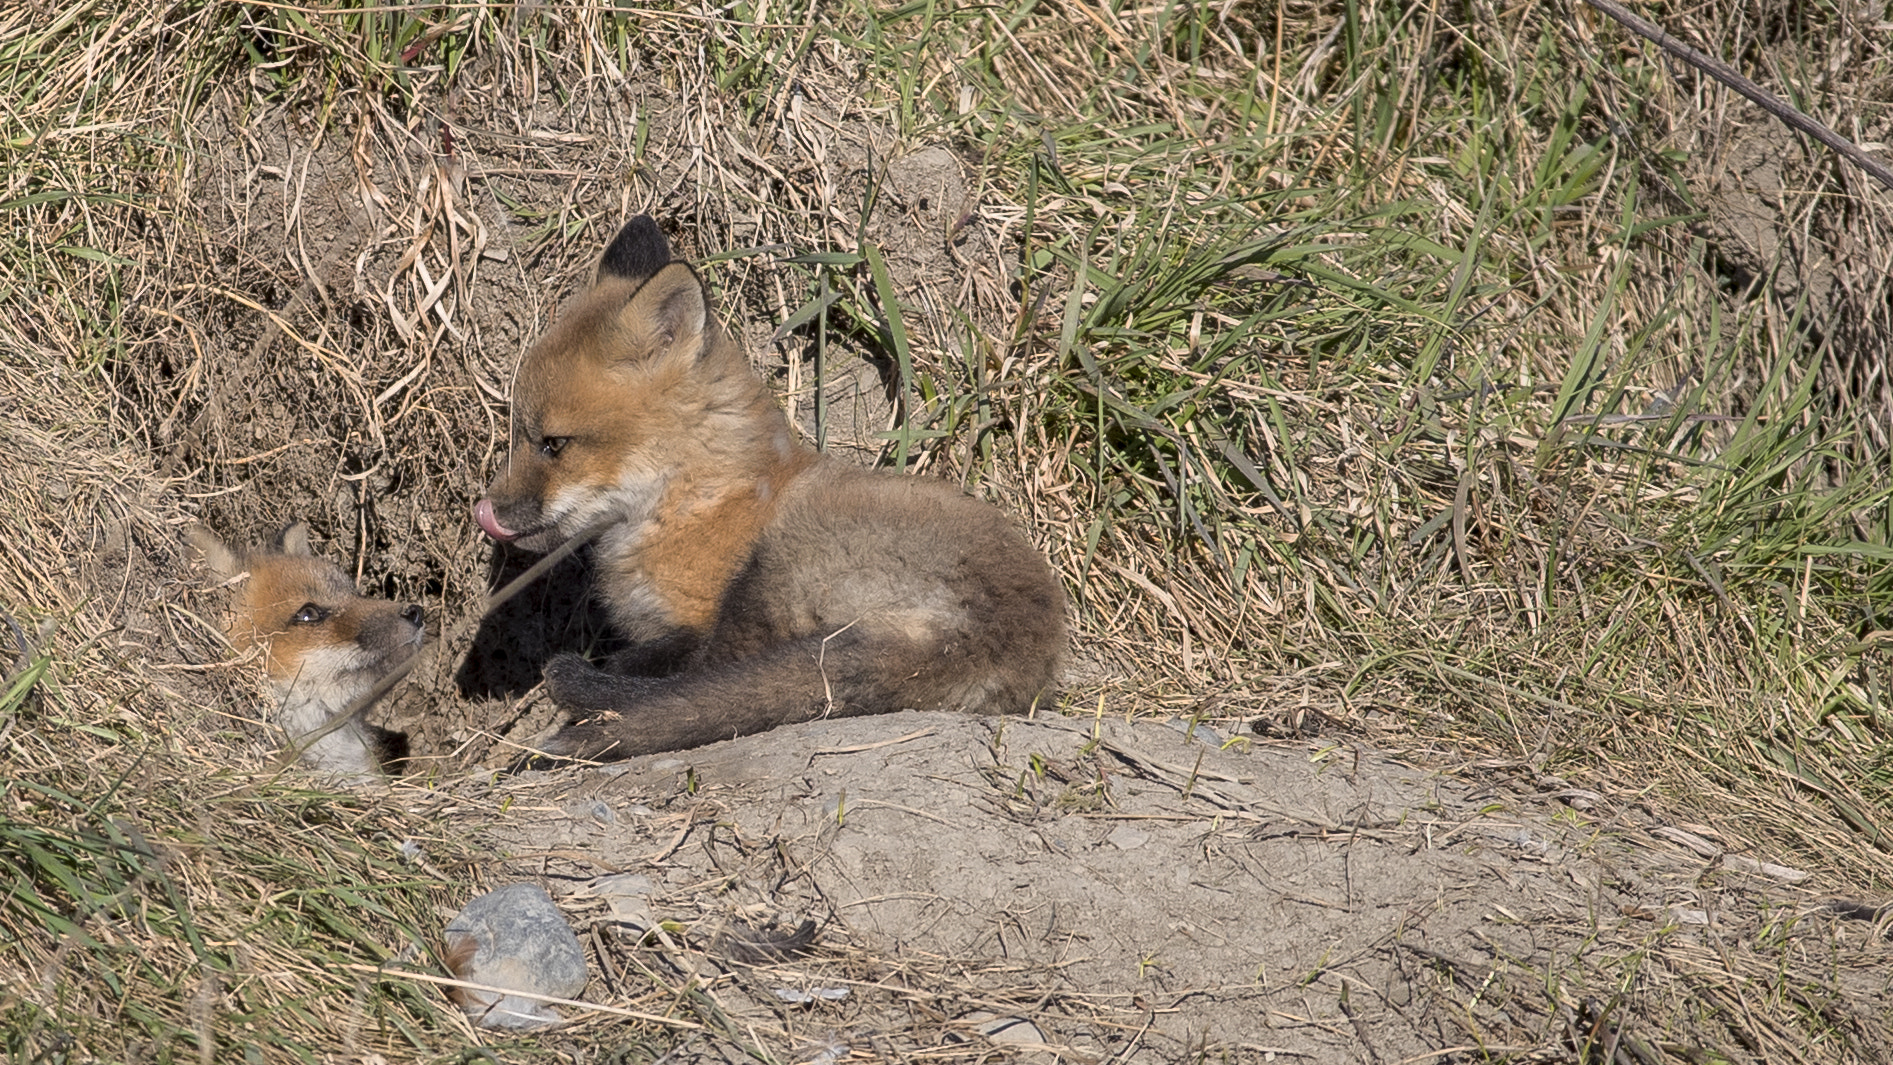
[1107,825,1150,850]
[1167,718,1225,745]
[591,873,658,930]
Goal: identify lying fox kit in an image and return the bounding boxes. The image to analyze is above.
[475,216,1066,761]
[190,522,422,779]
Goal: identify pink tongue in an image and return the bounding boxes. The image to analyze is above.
[473,499,518,542]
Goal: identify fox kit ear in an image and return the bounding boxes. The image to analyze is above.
[621,262,708,353]
[597,215,671,284]
[187,526,242,582]
[274,521,315,558]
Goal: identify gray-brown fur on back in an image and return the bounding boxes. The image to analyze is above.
[710,465,1063,708]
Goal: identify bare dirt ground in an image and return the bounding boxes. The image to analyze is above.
[455,712,1890,1061]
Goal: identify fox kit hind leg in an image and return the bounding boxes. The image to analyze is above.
[191,522,423,779]
[476,216,1066,761]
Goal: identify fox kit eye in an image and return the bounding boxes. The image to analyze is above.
[539,436,569,458]
[291,603,330,624]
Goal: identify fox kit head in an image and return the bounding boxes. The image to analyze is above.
[474,215,764,552]
[190,522,425,716]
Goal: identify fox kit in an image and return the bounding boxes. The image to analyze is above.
[190,522,422,779]
[475,216,1066,761]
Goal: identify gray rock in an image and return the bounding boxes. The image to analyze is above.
[444,882,589,1029]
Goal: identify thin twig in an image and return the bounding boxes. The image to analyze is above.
[1583,0,1893,192]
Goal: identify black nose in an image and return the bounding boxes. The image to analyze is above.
[401,605,424,627]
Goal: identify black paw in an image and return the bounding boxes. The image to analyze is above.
[526,654,666,766]
[506,715,623,772]
[545,651,662,713]
[542,652,604,705]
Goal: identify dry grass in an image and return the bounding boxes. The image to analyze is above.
[3,0,1892,1060]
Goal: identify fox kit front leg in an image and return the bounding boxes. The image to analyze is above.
[477,216,1066,761]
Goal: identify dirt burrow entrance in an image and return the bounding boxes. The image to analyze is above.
[132,73,1002,769]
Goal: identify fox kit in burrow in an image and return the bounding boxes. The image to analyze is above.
[191,522,422,779]
[474,215,1067,761]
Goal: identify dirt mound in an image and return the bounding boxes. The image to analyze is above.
[464,712,1889,1060]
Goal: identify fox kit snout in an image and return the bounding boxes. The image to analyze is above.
[190,522,422,779]
[476,215,1067,762]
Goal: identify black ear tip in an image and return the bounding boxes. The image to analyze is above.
[599,216,672,281]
